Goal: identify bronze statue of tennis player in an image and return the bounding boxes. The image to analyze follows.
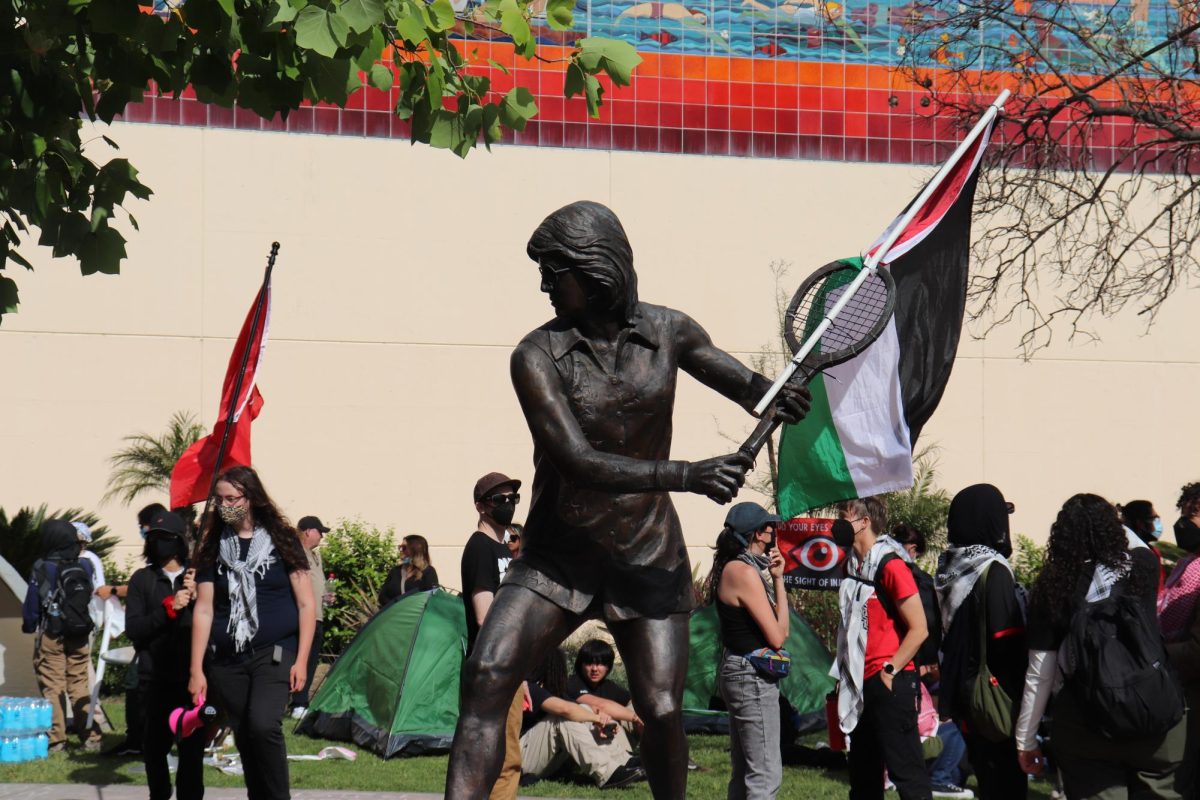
[445,201,810,798]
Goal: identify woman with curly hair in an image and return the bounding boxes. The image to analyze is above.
[188,466,316,800]
[1015,493,1184,800]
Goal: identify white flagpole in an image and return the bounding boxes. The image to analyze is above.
[752,90,1009,417]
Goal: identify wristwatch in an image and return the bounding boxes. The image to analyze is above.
[882,662,896,676]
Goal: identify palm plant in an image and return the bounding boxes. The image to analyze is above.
[103,411,205,505]
[0,505,116,578]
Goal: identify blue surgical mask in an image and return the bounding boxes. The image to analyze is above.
[139,525,148,540]
[1152,518,1164,539]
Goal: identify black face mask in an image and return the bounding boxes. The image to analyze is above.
[150,538,184,566]
[489,501,517,527]
[995,538,1013,559]
[831,518,855,550]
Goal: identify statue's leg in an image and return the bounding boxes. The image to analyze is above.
[609,613,690,799]
[445,585,578,800]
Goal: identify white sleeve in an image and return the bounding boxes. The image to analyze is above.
[1014,649,1057,751]
[87,552,106,590]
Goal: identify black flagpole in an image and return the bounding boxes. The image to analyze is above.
[194,241,279,540]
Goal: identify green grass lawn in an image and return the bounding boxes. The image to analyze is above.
[0,701,1060,798]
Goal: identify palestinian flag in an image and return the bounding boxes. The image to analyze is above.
[776,115,993,517]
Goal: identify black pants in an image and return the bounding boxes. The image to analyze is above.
[964,731,1027,800]
[208,648,295,800]
[848,672,932,800]
[125,654,144,747]
[142,681,205,800]
[289,621,322,707]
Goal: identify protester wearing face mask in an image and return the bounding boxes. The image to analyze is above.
[705,502,788,799]
[125,511,203,800]
[831,496,931,800]
[189,466,316,800]
[934,484,1026,800]
[461,471,522,800]
[1121,500,1165,593]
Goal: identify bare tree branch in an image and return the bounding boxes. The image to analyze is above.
[900,0,1200,352]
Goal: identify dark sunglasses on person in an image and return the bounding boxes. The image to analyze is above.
[486,492,520,505]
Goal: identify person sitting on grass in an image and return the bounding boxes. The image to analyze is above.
[520,648,645,790]
[567,639,642,735]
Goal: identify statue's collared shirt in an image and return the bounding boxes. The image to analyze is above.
[505,302,695,621]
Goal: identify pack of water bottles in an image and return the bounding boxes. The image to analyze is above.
[0,697,53,762]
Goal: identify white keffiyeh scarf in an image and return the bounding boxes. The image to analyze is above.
[1084,529,1145,603]
[218,527,276,652]
[934,544,1014,633]
[831,535,910,733]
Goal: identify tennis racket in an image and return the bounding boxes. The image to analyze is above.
[739,260,897,461]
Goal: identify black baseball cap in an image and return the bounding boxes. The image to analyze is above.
[297,516,331,533]
[473,472,521,503]
[146,510,187,538]
[724,502,782,537]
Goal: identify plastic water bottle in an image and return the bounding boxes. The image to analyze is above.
[0,699,10,737]
[10,700,25,735]
[38,699,52,731]
[1,735,18,764]
[35,731,49,759]
[19,734,34,762]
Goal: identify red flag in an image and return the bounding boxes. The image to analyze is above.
[169,281,272,508]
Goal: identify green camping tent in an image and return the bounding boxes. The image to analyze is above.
[297,588,467,757]
[683,604,836,730]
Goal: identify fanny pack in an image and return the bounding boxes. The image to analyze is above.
[744,647,791,680]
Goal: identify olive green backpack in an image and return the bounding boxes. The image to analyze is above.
[967,563,1016,742]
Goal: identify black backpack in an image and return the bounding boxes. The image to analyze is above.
[847,553,941,667]
[1061,586,1183,740]
[34,559,95,639]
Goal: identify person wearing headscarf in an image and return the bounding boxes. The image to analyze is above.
[20,518,102,751]
[934,484,1026,800]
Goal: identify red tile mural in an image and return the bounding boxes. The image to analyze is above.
[123,47,957,165]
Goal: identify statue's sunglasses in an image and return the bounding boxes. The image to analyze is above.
[538,261,572,286]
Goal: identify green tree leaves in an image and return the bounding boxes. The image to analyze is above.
[295,5,350,57]
[566,38,641,117]
[1,0,642,322]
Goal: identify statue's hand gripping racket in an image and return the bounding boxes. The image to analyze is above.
[740,260,897,461]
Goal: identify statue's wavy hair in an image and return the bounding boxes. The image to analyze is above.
[526,200,638,321]
[1030,493,1148,629]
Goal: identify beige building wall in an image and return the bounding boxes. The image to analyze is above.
[2,121,1197,588]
